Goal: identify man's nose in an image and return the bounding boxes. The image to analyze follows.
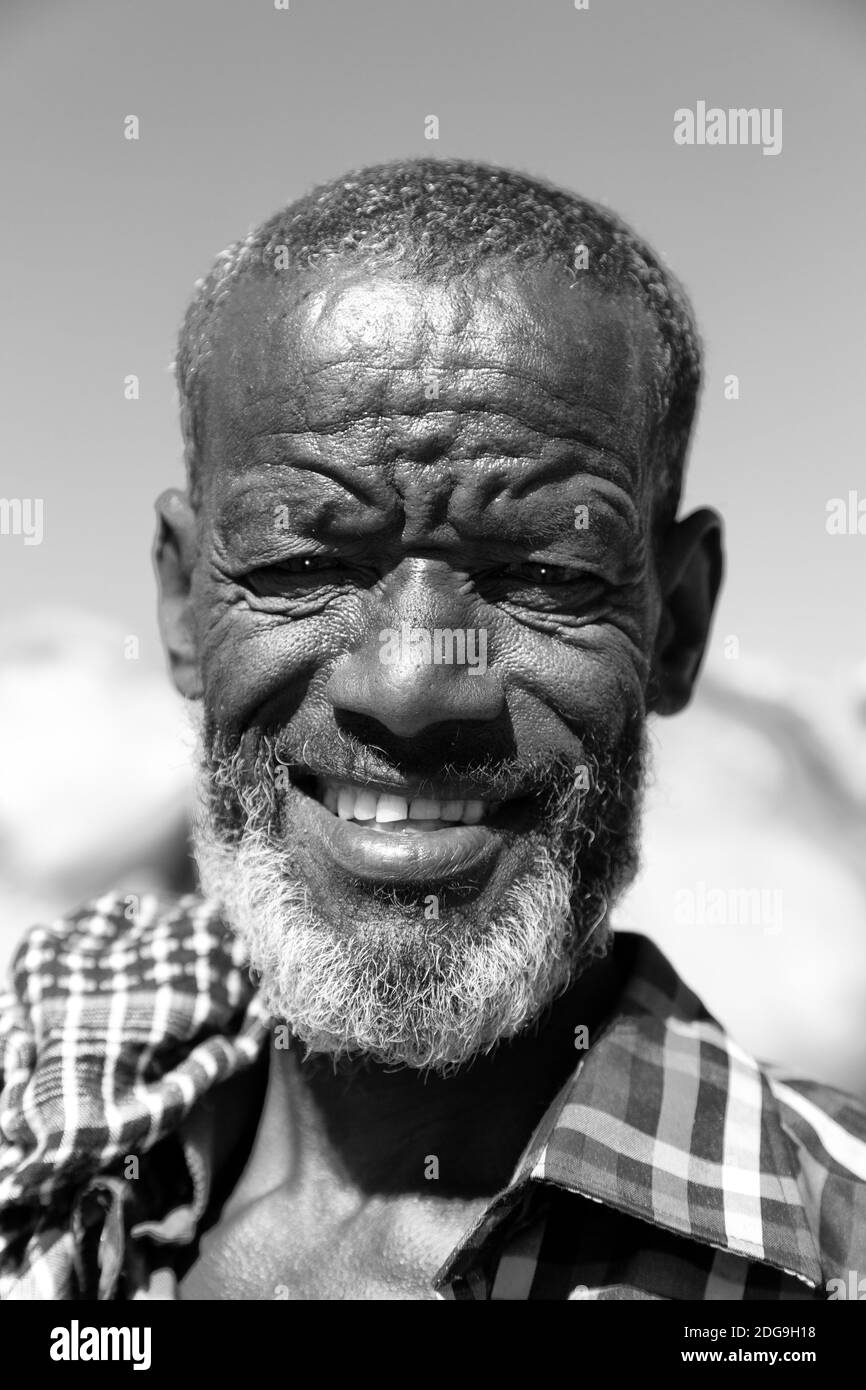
[324,564,506,739]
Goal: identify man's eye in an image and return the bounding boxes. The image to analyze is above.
[501,562,584,586]
[273,556,344,576]
[244,554,357,597]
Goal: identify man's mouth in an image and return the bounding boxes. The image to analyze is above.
[286,771,538,885]
[314,776,499,832]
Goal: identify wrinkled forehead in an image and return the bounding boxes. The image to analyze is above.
[199,259,663,492]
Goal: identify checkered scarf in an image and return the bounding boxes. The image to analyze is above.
[2,893,865,1300]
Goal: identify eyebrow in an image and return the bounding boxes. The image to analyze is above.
[215,439,643,554]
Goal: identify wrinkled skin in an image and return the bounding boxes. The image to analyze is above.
[155,258,723,1298]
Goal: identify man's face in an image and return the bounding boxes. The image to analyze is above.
[170,259,670,1069]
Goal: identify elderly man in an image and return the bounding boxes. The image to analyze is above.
[1,158,864,1302]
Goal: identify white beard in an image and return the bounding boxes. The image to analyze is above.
[190,718,637,1073]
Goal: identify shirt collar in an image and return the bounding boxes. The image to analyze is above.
[436,932,824,1291]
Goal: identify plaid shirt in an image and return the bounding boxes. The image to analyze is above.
[1,892,865,1301]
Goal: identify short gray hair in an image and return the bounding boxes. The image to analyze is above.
[175,157,702,524]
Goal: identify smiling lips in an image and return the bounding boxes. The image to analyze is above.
[294,774,524,883]
[315,776,496,832]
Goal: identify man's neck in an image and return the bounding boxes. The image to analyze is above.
[227,947,621,1211]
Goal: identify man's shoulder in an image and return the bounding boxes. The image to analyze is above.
[0,891,267,1234]
[2,890,245,1022]
[0,893,270,1299]
[766,1069,866,1194]
[767,1071,866,1145]
[616,932,866,1141]
[1,888,264,1097]
[591,933,866,1289]
[7,889,227,974]
[762,1070,866,1290]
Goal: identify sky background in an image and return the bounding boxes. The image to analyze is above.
[1,0,864,694]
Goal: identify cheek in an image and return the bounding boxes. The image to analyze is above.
[532,636,649,742]
[502,592,654,743]
[190,569,340,731]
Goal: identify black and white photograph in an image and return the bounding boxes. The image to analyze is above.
[1,0,864,1352]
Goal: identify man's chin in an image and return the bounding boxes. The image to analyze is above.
[190,711,646,1071]
[272,808,572,939]
[193,818,609,1073]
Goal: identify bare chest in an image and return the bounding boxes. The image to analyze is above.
[179,1185,487,1301]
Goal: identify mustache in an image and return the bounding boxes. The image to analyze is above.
[199,713,647,856]
[201,717,643,805]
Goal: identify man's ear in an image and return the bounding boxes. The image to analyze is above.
[153,488,202,699]
[648,507,724,716]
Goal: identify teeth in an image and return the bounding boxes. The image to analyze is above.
[353,790,378,821]
[408,798,441,820]
[375,794,409,823]
[316,781,492,827]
